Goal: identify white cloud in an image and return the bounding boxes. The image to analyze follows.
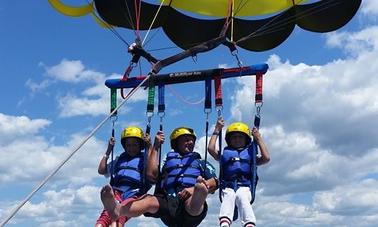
[0,113,51,145]
[57,86,146,117]
[230,26,378,155]
[5,186,102,226]
[219,24,378,226]
[314,179,378,216]
[44,59,104,83]
[361,0,378,16]
[0,113,106,185]
[58,94,108,117]
[326,26,378,55]
[25,79,51,93]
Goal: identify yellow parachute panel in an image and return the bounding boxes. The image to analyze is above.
[48,0,111,28]
[48,0,93,17]
[164,0,309,17]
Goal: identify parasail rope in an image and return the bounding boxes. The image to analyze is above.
[142,0,166,46]
[235,0,337,43]
[167,86,205,105]
[134,0,142,38]
[242,0,339,40]
[83,0,130,47]
[0,73,152,227]
[230,0,235,42]
[121,0,137,34]
[233,0,248,17]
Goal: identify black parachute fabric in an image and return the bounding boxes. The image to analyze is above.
[94,0,361,51]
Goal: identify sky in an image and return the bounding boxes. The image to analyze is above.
[1,0,378,226]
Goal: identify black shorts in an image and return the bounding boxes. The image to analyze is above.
[144,193,208,227]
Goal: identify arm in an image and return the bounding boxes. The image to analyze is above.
[208,117,224,161]
[146,131,164,183]
[252,127,270,165]
[98,137,115,175]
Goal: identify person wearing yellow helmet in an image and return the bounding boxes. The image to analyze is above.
[208,117,270,227]
[143,127,218,227]
[96,126,151,227]
[100,126,218,227]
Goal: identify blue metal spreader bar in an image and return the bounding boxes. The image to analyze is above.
[105,64,268,89]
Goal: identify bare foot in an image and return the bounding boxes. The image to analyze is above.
[195,176,208,193]
[100,185,120,220]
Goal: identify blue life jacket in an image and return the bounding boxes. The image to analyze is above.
[161,151,203,195]
[110,152,149,199]
[220,145,255,190]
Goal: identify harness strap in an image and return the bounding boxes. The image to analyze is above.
[115,166,141,172]
[214,74,224,203]
[110,88,117,116]
[204,78,212,178]
[225,157,251,164]
[158,122,163,178]
[110,117,117,183]
[250,73,264,204]
[205,79,212,110]
[214,74,223,107]
[142,124,151,194]
[255,72,263,105]
[158,84,165,114]
[146,81,155,114]
[164,163,201,173]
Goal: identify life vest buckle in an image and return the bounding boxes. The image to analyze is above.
[231,157,240,162]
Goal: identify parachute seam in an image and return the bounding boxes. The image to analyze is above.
[236,0,338,43]
[256,0,340,37]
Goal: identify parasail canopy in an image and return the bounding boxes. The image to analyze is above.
[93,0,361,51]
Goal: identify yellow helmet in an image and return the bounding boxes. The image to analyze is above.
[121,126,144,149]
[121,126,144,140]
[170,127,196,149]
[225,122,251,144]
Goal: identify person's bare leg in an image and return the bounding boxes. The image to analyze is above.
[119,195,160,217]
[101,185,121,220]
[101,185,160,219]
[185,176,209,216]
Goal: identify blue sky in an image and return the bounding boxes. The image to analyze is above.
[1,0,378,226]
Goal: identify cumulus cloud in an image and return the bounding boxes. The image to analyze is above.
[0,113,51,145]
[31,59,148,117]
[249,179,378,227]
[220,25,378,226]
[44,59,104,83]
[259,126,378,195]
[231,27,378,155]
[361,0,378,17]
[20,59,149,118]
[314,178,378,216]
[57,86,147,117]
[4,185,102,226]
[0,113,106,185]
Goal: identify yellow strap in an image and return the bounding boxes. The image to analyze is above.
[48,0,93,17]
[163,0,308,17]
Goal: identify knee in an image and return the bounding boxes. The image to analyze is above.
[144,195,160,214]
